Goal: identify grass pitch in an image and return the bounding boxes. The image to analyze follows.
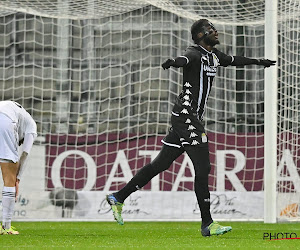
[1,222,299,249]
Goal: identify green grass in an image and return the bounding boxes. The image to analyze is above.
[1,222,300,249]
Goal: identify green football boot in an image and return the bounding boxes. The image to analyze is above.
[1,225,19,235]
[201,222,232,237]
[106,194,124,225]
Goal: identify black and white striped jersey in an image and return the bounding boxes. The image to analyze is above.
[175,45,233,121]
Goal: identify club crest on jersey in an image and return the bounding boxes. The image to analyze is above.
[201,133,207,143]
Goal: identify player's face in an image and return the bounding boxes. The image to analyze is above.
[203,23,220,46]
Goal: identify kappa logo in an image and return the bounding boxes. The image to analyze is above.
[191,140,200,145]
[183,101,190,106]
[189,132,198,138]
[188,125,196,130]
[185,118,191,123]
[181,108,189,114]
[184,82,192,87]
[183,95,190,100]
[185,89,192,94]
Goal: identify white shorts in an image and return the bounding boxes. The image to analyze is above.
[0,113,19,163]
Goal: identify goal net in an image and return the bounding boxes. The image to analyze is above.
[277,0,300,220]
[0,0,299,222]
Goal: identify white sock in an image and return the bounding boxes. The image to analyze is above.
[2,186,16,229]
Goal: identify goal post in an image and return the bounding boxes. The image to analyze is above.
[0,0,299,222]
[264,0,278,224]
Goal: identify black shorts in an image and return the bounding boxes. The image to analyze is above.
[161,104,208,148]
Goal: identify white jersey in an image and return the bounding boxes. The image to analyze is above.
[0,101,37,141]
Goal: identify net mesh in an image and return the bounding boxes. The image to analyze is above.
[0,0,266,23]
[277,0,300,220]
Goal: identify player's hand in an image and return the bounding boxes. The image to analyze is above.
[15,179,20,202]
[162,58,175,70]
[257,59,276,68]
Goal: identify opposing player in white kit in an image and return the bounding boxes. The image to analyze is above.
[0,101,37,235]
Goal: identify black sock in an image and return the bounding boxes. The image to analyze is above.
[194,175,213,227]
[201,220,213,229]
[184,145,213,229]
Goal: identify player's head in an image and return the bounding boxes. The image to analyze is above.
[191,19,219,46]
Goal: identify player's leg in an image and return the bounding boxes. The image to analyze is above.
[114,144,184,203]
[107,144,184,225]
[185,145,231,236]
[0,115,20,235]
[185,145,212,226]
[1,161,19,235]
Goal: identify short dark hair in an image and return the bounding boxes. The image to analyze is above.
[191,19,209,44]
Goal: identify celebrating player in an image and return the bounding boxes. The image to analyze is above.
[0,101,37,235]
[106,19,276,236]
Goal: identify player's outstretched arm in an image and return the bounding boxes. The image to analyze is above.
[162,57,188,69]
[231,56,276,68]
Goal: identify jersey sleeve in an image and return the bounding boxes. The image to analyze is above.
[22,133,35,153]
[213,48,234,67]
[180,47,198,66]
[24,112,37,137]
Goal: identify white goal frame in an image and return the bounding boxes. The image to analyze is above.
[264,0,278,223]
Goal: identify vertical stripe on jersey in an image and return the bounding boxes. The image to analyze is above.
[197,63,204,114]
[201,77,211,120]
